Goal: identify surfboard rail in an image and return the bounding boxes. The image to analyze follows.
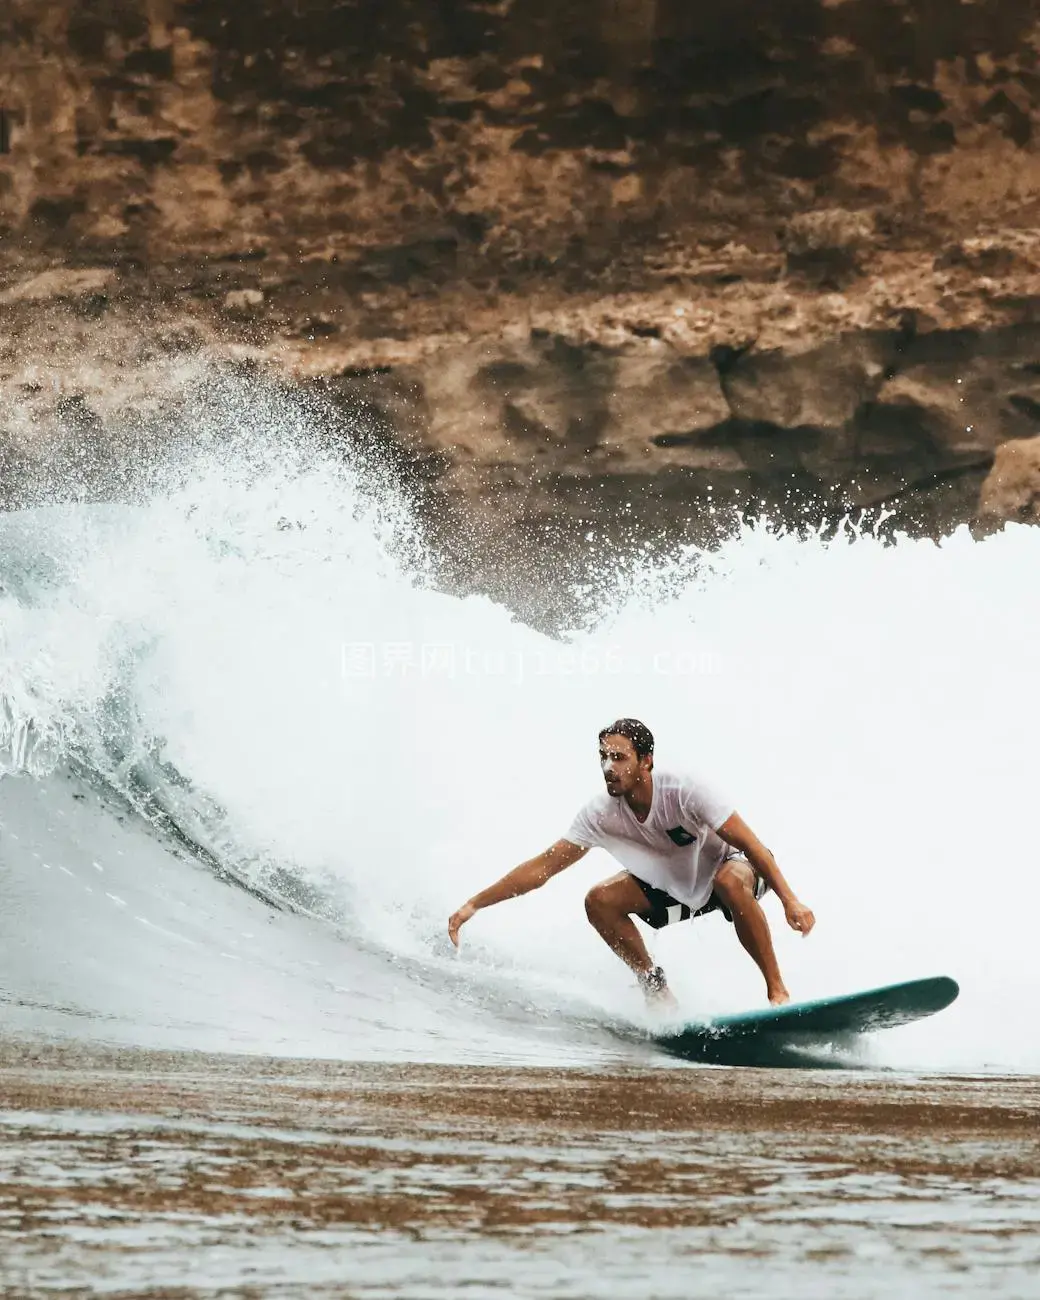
[655,975,960,1067]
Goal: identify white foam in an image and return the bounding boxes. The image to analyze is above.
[1,370,1037,1070]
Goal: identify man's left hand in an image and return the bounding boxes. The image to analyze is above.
[784,898,815,936]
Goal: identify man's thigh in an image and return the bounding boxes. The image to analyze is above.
[588,870,657,915]
[712,856,769,919]
[714,855,758,895]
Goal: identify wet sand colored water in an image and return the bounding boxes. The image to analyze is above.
[1,1043,1038,1298]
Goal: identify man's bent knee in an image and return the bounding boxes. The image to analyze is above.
[714,861,757,905]
[585,879,639,924]
[585,883,612,923]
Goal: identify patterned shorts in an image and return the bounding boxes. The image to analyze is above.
[632,856,768,931]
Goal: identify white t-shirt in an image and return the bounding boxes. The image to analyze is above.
[565,769,735,910]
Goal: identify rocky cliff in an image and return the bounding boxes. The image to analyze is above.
[2,0,1040,613]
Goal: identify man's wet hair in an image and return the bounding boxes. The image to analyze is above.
[598,718,655,761]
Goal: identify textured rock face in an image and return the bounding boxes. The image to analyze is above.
[978,434,1040,524]
[4,0,1038,270]
[2,0,1040,610]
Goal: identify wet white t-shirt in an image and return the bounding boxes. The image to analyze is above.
[564,769,735,910]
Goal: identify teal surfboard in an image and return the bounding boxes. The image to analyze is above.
[656,975,959,1068]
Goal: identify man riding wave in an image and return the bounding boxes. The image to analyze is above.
[448,718,815,1007]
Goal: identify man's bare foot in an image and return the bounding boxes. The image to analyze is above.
[638,965,679,1012]
[645,984,679,1012]
[768,986,791,1006]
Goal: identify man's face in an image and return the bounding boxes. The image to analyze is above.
[599,733,648,797]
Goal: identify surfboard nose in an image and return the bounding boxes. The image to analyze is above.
[926,975,960,1012]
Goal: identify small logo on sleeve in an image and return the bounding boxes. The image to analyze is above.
[666,826,696,846]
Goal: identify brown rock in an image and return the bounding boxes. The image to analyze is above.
[609,350,730,447]
[402,335,730,470]
[719,336,889,431]
[2,0,1040,308]
[781,209,876,287]
[869,328,1040,458]
[977,436,1040,525]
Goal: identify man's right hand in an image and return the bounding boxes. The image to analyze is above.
[448,901,477,948]
[446,841,587,949]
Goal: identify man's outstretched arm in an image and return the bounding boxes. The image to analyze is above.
[448,839,589,947]
[716,812,816,935]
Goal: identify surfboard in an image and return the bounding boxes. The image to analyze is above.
[655,975,959,1068]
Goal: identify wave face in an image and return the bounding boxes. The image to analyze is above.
[1,368,1038,1070]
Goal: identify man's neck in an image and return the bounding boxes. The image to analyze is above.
[625,773,654,822]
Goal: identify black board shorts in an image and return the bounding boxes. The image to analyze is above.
[632,858,768,930]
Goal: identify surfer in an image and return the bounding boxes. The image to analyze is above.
[448,718,815,1007]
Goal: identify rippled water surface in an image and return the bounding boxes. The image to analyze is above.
[2,1047,1038,1298]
